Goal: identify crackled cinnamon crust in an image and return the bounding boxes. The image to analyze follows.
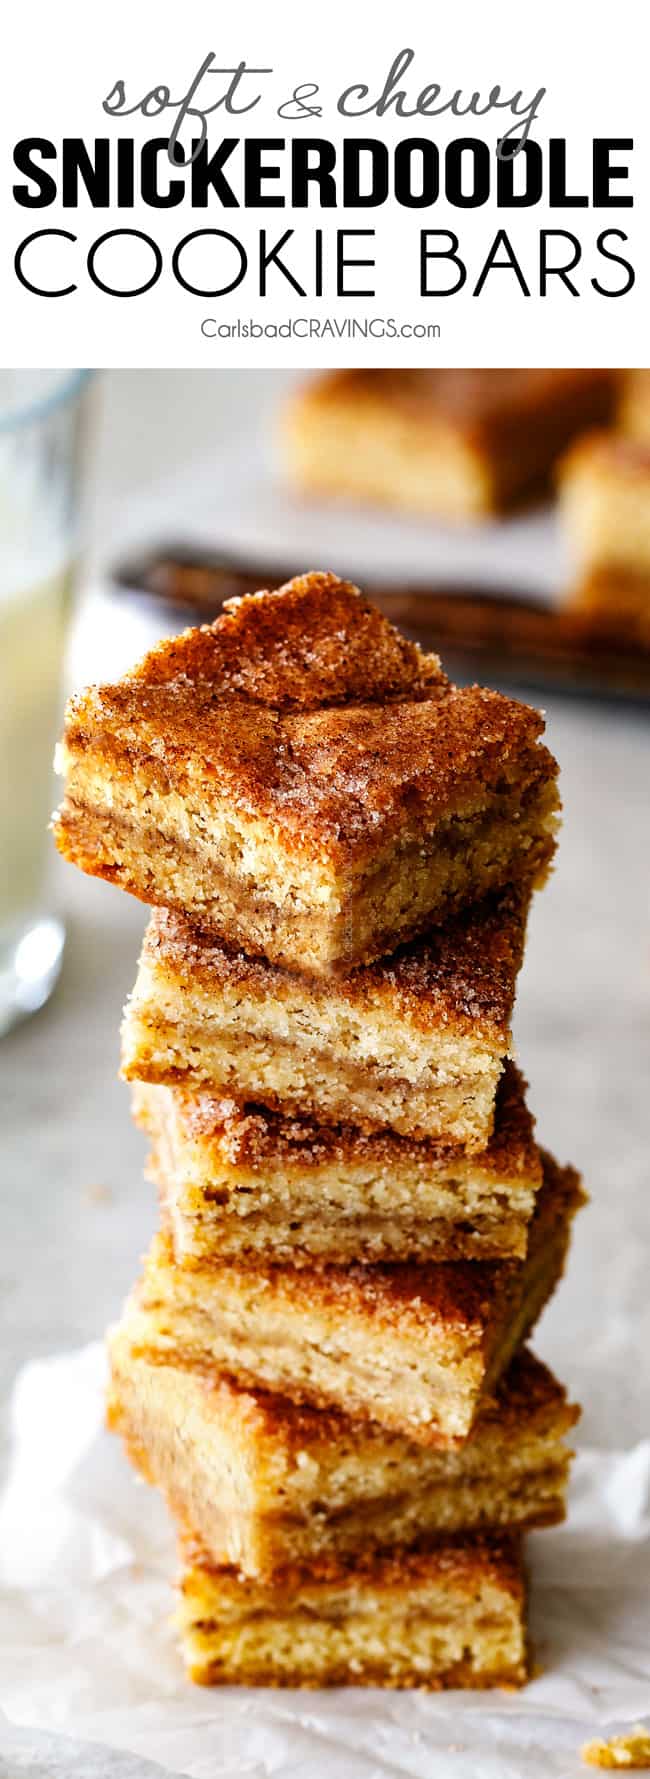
[134,1061,543,1265]
[54,572,559,974]
[122,887,530,1149]
[177,1533,529,1688]
[559,432,650,637]
[124,1153,584,1444]
[107,1333,578,1579]
[283,370,617,518]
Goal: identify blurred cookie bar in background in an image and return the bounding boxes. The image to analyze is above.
[558,431,650,640]
[282,369,619,520]
[619,368,650,441]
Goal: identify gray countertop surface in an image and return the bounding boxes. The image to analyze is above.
[2,689,649,1463]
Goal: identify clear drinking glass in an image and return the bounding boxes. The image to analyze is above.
[0,369,91,1035]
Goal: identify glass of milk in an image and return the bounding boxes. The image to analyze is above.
[0,370,91,1034]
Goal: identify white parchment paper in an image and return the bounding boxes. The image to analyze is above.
[0,1344,648,1778]
[0,1714,189,1779]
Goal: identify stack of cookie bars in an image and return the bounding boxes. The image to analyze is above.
[54,571,583,1691]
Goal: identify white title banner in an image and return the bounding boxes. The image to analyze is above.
[2,0,647,366]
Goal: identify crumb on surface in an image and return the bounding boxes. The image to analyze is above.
[581,1727,650,1769]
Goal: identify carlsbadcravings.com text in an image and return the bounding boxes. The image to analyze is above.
[201,317,442,339]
